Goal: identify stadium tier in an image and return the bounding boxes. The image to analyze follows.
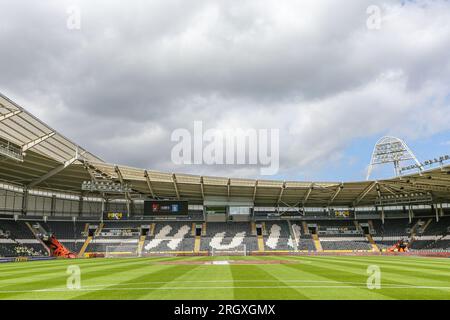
[1,217,449,258]
[1,93,450,260]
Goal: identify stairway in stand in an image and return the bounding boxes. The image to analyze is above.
[78,236,92,258]
[137,235,147,257]
[257,235,265,253]
[24,222,50,256]
[194,236,202,253]
[366,234,380,252]
[311,234,323,252]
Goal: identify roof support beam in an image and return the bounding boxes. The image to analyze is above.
[114,165,131,199]
[200,177,205,201]
[0,110,21,122]
[83,162,98,182]
[115,165,132,216]
[382,182,413,193]
[172,174,180,200]
[253,180,258,202]
[22,132,56,152]
[375,182,382,198]
[380,184,397,196]
[277,182,286,204]
[329,183,343,205]
[28,154,79,188]
[303,183,314,206]
[144,170,156,199]
[353,181,377,206]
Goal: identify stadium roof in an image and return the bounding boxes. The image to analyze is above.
[1,93,450,207]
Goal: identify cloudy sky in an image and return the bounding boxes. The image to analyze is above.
[1,0,450,181]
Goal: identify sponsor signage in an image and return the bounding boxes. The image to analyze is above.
[144,200,189,216]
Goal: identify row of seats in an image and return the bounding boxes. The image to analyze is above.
[321,240,372,251]
[0,243,47,257]
[0,220,47,257]
[1,218,449,256]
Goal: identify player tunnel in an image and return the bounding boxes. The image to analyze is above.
[360,225,371,235]
[256,224,263,236]
[140,226,150,237]
[308,224,318,235]
[87,225,97,237]
[195,224,202,237]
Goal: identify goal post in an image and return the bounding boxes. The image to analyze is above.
[211,244,247,257]
[105,244,139,258]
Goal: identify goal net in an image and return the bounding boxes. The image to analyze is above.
[211,244,247,257]
[105,244,139,258]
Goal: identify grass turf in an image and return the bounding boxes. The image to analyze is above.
[0,255,449,300]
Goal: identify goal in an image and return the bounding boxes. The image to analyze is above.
[105,244,139,258]
[211,244,247,257]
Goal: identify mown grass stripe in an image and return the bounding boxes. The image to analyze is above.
[0,258,171,299]
[0,256,449,300]
[285,256,450,299]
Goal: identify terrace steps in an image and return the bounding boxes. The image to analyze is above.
[150,223,155,236]
[302,222,309,235]
[83,223,89,235]
[194,236,201,253]
[137,235,146,256]
[95,223,104,237]
[312,234,323,252]
[257,235,265,252]
[421,218,433,234]
[24,222,50,256]
[78,236,92,257]
[251,222,257,236]
[287,220,299,251]
[366,234,380,252]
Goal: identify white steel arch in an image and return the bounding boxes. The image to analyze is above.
[366,136,422,180]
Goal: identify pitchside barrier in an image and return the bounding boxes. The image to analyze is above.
[0,256,56,263]
[143,251,209,257]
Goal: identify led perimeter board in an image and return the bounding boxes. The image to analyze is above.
[144,200,189,216]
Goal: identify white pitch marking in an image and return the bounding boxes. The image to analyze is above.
[1,284,450,294]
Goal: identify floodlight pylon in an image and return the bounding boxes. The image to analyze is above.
[366,136,422,180]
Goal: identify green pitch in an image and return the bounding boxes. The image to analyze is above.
[0,255,449,300]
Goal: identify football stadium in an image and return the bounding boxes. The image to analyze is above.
[0,92,449,300]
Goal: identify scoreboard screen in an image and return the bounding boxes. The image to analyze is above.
[144,200,189,216]
[103,212,125,220]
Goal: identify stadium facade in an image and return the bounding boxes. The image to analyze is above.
[0,93,449,260]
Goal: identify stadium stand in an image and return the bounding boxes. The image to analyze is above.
[264,221,293,251]
[261,221,315,251]
[201,222,258,253]
[320,239,372,251]
[144,222,195,253]
[371,219,412,249]
[311,220,372,251]
[0,220,48,257]
[40,221,86,252]
[1,217,450,257]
